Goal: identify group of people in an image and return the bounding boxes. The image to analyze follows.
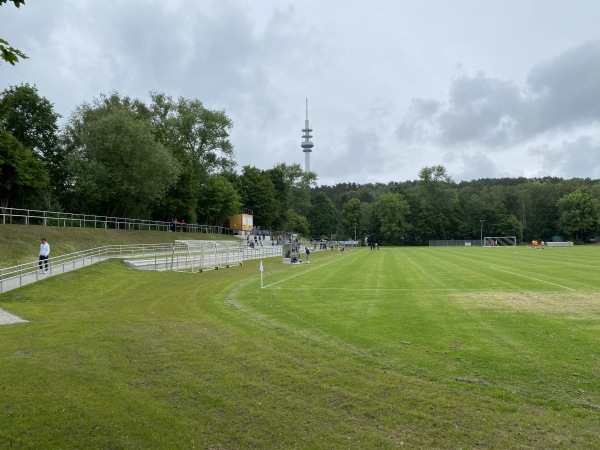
[290,246,311,264]
[247,234,266,248]
[249,233,302,247]
[532,239,545,249]
[169,218,186,232]
[251,226,273,238]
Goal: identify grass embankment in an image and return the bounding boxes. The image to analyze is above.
[0,224,230,267]
[1,243,600,448]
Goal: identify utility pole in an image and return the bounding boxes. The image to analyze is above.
[480,219,485,246]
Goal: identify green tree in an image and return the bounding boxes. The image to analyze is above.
[497,213,523,242]
[274,162,316,216]
[418,165,454,197]
[196,174,241,225]
[266,162,315,229]
[515,180,565,241]
[308,192,339,238]
[0,84,59,152]
[63,103,180,217]
[146,92,235,222]
[265,165,287,228]
[0,84,61,207]
[341,198,363,240]
[0,128,48,208]
[281,208,310,236]
[0,1,27,66]
[237,165,280,228]
[416,165,460,239]
[557,187,600,241]
[147,93,234,175]
[371,193,410,245]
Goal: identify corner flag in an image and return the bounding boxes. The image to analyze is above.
[259,260,264,289]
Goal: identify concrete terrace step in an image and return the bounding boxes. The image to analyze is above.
[0,308,28,325]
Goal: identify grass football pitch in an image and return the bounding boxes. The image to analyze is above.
[1,245,600,448]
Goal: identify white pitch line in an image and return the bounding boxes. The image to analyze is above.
[267,287,482,291]
[262,251,359,289]
[490,267,576,291]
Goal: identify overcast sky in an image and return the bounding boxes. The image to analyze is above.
[2,1,600,185]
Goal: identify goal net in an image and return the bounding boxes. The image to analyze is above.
[170,240,243,272]
[483,236,517,247]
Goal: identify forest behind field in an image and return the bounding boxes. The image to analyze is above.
[2,85,600,246]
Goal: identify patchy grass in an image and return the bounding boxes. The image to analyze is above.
[1,245,600,448]
[454,291,600,314]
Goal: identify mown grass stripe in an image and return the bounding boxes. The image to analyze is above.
[2,246,600,448]
[490,266,576,291]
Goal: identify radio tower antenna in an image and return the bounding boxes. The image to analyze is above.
[301,98,314,173]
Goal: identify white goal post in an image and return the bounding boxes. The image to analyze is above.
[483,236,517,247]
[170,240,244,273]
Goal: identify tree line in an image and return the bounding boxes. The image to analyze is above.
[2,84,599,244]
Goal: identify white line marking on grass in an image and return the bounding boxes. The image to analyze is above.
[262,251,359,289]
[267,287,482,291]
[490,267,576,291]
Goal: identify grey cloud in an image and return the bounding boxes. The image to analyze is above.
[525,40,600,134]
[2,1,314,168]
[398,72,523,146]
[398,40,600,150]
[399,72,524,147]
[448,151,501,181]
[529,136,600,179]
[5,1,600,184]
[396,98,441,142]
[4,1,304,115]
[437,73,523,146]
[319,127,384,183]
[104,1,263,101]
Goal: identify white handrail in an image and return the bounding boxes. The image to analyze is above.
[0,242,284,294]
[0,207,230,234]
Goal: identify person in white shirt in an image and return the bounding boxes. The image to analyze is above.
[39,238,50,274]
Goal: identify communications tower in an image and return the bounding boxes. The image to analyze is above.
[301,98,314,173]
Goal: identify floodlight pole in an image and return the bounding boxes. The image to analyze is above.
[480,219,485,246]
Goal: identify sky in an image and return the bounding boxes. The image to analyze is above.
[2,0,600,185]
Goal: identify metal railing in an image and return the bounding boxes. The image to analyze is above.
[0,207,230,235]
[133,243,283,272]
[428,240,482,247]
[0,243,174,293]
[0,242,284,294]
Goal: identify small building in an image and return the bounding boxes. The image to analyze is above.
[229,209,253,235]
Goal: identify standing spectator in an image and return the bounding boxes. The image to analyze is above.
[39,238,50,274]
[305,246,311,263]
[180,218,186,232]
